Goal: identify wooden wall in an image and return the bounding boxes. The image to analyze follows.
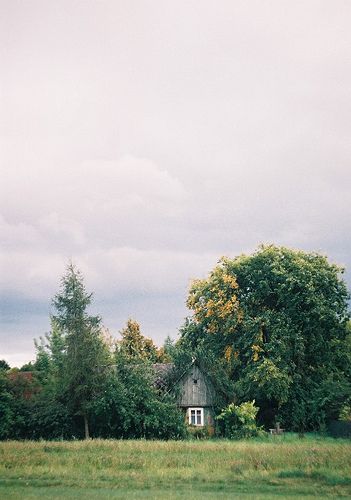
[178,365,214,407]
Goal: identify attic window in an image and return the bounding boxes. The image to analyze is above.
[193,379,198,384]
[189,408,204,426]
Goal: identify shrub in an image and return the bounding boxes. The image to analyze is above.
[90,364,188,439]
[339,403,351,422]
[216,400,265,439]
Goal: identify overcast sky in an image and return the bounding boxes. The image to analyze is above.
[1,0,350,367]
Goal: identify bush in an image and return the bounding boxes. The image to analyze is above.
[339,403,351,422]
[90,363,188,439]
[216,400,265,439]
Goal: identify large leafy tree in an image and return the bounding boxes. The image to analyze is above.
[182,245,350,429]
[52,263,110,438]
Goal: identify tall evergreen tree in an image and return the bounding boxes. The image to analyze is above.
[52,263,110,438]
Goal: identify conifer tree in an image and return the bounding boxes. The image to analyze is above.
[52,263,109,438]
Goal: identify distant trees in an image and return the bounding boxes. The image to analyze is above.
[1,245,350,440]
[182,245,350,430]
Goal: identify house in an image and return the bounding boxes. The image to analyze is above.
[154,360,215,427]
[178,362,215,427]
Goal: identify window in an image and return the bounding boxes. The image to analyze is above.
[189,407,204,426]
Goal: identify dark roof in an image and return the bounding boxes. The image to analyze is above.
[153,363,174,389]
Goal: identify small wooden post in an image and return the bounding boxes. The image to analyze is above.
[84,414,90,440]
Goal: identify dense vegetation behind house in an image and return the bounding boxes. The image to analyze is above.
[0,245,350,440]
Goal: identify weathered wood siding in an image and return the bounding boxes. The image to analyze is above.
[179,365,214,407]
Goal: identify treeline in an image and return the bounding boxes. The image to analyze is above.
[1,245,351,440]
[0,266,187,440]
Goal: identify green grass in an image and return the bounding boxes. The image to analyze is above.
[0,435,350,498]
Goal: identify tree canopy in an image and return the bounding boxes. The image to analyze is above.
[0,264,186,440]
[181,245,350,429]
[0,247,350,439]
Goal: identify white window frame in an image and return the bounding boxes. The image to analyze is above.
[188,407,204,426]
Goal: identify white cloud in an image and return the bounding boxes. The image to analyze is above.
[1,0,351,365]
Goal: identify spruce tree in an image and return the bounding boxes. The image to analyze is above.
[52,263,109,438]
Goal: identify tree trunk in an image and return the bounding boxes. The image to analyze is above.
[84,413,90,439]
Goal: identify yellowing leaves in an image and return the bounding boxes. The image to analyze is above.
[224,345,232,362]
[222,273,239,289]
[251,344,263,362]
[224,345,240,363]
[187,263,242,336]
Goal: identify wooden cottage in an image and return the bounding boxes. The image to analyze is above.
[178,363,215,427]
[154,361,215,427]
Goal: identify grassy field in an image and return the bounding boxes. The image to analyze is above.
[0,435,350,499]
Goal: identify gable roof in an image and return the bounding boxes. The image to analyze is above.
[153,363,175,389]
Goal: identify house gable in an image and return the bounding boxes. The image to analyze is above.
[178,364,214,408]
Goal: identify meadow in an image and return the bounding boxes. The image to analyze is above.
[0,435,350,499]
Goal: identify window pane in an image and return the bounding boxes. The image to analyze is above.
[196,410,202,425]
[190,410,196,425]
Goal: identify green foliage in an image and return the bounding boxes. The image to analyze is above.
[52,263,100,331]
[1,266,187,441]
[183,245,350,430]
[3,246,349,441]
[216,400,265,439]
[249,359,292,403]
[91,358,187,439]
[19,361,35,371]
[0,373,13,439]
[339,403,351,422]
[169,341,236,413]
[27,396,78,440]
[52,263,111,438]
[0,371,38,440]
[117,319,159,362]
[0,360,10,371]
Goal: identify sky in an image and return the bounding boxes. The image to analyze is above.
[1,0,350,367]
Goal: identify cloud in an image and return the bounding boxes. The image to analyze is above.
[1,0,351,365]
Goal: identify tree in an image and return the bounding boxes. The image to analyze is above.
[91,360,187,439]
[0,371,14,439]
[160,335,177,362]
[117,319,159,362]
[33,319,66,383]
[52,263,110,438]
[182,245,350,429]
[0,360,10,372]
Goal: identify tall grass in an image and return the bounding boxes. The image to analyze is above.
[0,435,350,498]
